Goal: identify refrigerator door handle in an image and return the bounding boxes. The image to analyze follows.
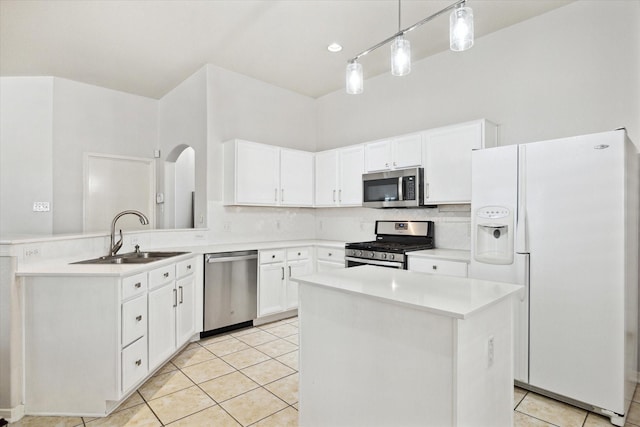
[516,146,528,253]
[515,252,530,302]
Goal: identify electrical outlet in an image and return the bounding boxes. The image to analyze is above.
[487,336,495,367]
[33,202,50,212]
[24,247,41,258]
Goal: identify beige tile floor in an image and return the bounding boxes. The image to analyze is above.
[9,315,640,426]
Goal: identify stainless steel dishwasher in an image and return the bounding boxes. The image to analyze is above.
[202,250,258,337]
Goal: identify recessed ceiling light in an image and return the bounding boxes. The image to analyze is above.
[327,43,343,53]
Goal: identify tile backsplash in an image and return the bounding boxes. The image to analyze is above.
[208,201,471,250]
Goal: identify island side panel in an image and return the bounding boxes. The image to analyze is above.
[299,282,455,427]
[24,276,119,416]
[454,297,513,427]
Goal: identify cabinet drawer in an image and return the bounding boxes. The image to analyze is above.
[122,272,147,300]
[122,294,147,347]
[408,257,468,277]
[122,337,147,392]
[316,246,345,262]
[176,257,195,278]
[148,264,175,290]
[286,247,311,261]
[260,249,285,264]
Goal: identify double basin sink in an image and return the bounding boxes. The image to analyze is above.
[73,251,189,265]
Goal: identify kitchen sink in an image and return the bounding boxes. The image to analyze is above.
[72,251,189,265]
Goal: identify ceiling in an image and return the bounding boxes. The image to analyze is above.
[0,0,573,100]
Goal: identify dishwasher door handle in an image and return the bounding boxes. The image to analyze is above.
[206,254,258,263]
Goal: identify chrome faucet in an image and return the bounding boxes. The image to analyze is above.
[109,210,150,256]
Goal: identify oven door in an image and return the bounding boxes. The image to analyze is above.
[345,256,404,269]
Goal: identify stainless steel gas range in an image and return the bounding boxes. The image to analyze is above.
[345,220,434,269]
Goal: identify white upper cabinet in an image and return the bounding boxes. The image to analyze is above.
[315,145,364,207]
[280,148,314,206]
[365,133,422,172]
[224,139,314,207]
[423,119,497,204]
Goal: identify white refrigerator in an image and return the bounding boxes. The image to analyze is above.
[470,130,639,426]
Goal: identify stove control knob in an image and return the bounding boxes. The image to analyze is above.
[381,253,387,259]
[389,254,395,260]
[369,252,375,258]
[356,250,363,257]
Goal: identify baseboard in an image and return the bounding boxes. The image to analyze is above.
[253,309,298,326]
[0,404,25,423]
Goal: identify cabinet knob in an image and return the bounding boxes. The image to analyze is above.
[328,252,332,256]
[297,252,301,256]
[135,359,142,366]
[163,272,169,278]
[187,265,192,270]
[432,265,438,270]
[134,282,141,288]
[272,254,276,259]
[136,315,143,321]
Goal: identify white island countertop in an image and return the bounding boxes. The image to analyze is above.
[295,265,521,319]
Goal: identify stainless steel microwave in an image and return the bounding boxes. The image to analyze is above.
[362,167,424,208]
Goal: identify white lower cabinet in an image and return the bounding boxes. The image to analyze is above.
[148,257,197,372]
[258,247,312,317]
[315,246,345,272]
[407,256,468,277]
[23,255,198,417]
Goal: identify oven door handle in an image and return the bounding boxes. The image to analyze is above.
[345,256,403,268]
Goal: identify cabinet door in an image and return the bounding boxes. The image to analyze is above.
[258,263,285,317]
[365,140,392,172]
[338,145,365,206]
[176,275,195,347]
[393,133,423,169]
[423,122,483,204]
[236,141,280,205]
[315,150,338,206]
[148,282,177,370]
[285,259,313,310]
[280,148,314,206]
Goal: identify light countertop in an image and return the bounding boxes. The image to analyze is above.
[295,265,521,319]
[15,239,344,277]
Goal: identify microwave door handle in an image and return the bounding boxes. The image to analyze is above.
[398,177,403,201]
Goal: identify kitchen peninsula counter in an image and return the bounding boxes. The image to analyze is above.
[296,266,521,427]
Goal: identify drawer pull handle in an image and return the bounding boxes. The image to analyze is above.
[134,282,141,288]
[173,289,177,307]
[136,315,143,321]
[272,254,275,259]
[328,253,332,256]
[179,286,184,304]
[432,265,438,270]
[297,252,301,256]
[163,272,169,278]
[135,359,142,366]
[187,265,192,270]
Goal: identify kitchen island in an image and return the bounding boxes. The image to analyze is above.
[295,265,522,427]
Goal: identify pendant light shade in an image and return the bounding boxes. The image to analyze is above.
[391,35,411,76]
[346,61,363,95]
[450,5,474,51]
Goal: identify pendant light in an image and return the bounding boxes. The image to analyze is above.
[345,0,473,94]
[346,60,363,95]
[391,1,411,76]
[450,4,474,51]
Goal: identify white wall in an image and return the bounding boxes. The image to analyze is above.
[52,78,158,234]
[0,77,54,236]
[158,68,208,229]
[316,0,640,151]
[205,65,318,243]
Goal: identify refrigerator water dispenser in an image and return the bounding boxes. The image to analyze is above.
[474,206,514,265]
